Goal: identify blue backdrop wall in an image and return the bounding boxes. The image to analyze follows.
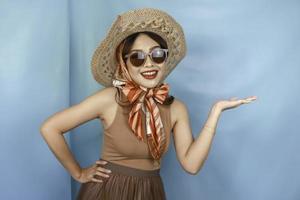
[1,0,300,200]
[0,1,71,199]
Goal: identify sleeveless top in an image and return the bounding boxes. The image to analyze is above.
[100,99,172,170]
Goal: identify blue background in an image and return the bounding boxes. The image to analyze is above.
[1,0,300,200]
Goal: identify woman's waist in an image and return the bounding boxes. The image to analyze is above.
[99,156,161,174]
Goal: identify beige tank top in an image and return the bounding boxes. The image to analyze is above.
[100,101,172,170]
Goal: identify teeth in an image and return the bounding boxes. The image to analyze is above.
[142,71,157,76]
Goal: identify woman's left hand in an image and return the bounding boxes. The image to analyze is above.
[214,96,257,112]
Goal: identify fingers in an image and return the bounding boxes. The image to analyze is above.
[91,177,103,183]
[249,96,257,100]
[95,160,108,165]
[91,160,106,168]
[90,160,112,183]
[230,97,238,101]
[97,166,112,174]
[243,96,257,103]
[94,171,110,179]
[230,96,257,104]
[95,160,112,175]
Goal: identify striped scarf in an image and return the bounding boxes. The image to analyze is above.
[112,78,170,162]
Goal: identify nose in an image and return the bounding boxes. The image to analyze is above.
[144,54,153,67]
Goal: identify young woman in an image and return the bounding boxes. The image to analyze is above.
[40,8,257,200]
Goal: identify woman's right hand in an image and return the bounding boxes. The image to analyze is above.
[75,160,112,183]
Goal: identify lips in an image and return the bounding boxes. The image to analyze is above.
[140,70,158,79]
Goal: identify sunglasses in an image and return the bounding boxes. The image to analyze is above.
[124,47,168,67]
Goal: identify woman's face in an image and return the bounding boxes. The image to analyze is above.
[125,33,167,89]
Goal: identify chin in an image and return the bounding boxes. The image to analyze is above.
[135,76,162,89]
[142,82,160,89]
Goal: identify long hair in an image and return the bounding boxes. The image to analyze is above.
[113,31,174,106]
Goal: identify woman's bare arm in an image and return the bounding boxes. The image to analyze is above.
[171,96,256,175]
[171,99,220,175]
[39,87,116,179]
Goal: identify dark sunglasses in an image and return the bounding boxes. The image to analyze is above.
[124,47,168,67]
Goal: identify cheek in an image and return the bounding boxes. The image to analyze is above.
[158,64,167,74]
[125,61,136,74]
[127,65,140,77]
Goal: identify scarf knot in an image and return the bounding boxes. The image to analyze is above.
[145,84,170,104]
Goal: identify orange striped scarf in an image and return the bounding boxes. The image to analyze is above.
[112,78,170,162]
[112,45,170,162]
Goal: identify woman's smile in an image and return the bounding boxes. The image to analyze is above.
[140,69,159,80]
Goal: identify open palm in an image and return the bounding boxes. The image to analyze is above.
[215,96,257,112]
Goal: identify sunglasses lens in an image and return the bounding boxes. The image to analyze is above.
[152,48,167,64]
[130,51,145,67]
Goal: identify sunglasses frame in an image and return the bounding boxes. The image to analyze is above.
[124,47,168,67]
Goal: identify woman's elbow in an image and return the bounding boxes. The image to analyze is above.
[184,167,199,175]
[182,163,200,175]
[40,123,60,136]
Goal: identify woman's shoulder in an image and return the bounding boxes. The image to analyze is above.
[89,87,118,119]
[94,86,117,98]
[169,97,188,118]
[91,86,118,107]
[170,97,186,109]
[98,86,117,94]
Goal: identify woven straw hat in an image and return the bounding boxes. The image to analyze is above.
[91,7,187,87]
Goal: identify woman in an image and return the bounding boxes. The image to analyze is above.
[40,8,257,200]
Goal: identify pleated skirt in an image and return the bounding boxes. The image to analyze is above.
[76,158,166,200]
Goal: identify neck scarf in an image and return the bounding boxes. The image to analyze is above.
[112,42,170,162]
[113,79,170,162]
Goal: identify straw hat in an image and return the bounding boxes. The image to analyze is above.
[91,7,187,87]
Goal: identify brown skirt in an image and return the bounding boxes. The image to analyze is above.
[76,158,166,200]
